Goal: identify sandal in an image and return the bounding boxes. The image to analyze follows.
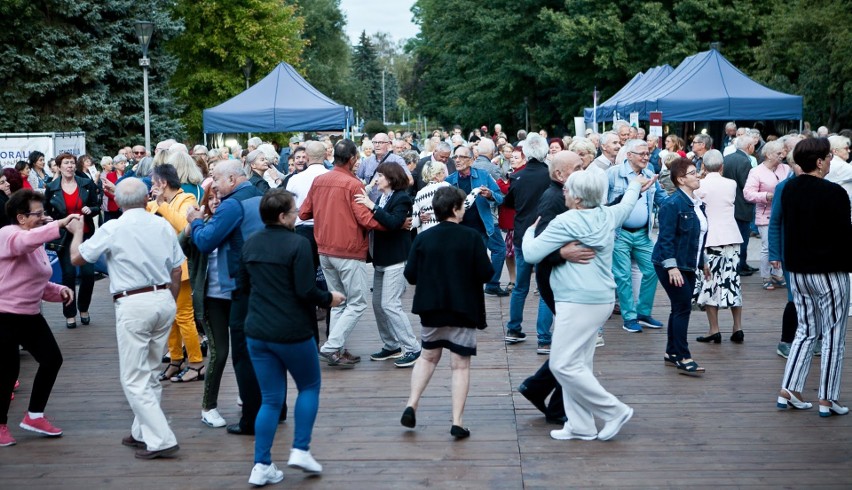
[506,282,515,292]
[170,365,205,383]
[158,361,184,381]
[762,281,775,290]
[663,353,679,367]
[675,358,705,376]
[771,276,786,287]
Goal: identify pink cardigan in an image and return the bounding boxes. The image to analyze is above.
[695,173,743,247]
[743,162,790,226]
[0,222,66,315]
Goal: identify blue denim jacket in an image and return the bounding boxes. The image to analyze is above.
[445,167,504,235]
[652,189,707,270]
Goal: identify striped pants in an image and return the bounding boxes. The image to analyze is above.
[781,272,849,401]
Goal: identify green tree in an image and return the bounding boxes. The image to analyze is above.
[169,0,305,139]
[754,0,852,129]
[289,0,357,106]
[0,0,185,156]
[352,31,383,121]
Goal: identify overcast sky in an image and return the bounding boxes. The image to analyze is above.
[340,0,419,44]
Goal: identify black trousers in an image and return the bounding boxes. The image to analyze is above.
[524,266,564,419]
[230,293,286,431]
[58,245,94,319]
[0,313,63,424]
[655,266,696,359]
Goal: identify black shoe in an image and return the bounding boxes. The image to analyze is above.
[484,287,510,297]
[505,330,526,343]
[545,415,568,425]
[401,407,416,428]
[450,425,470,439]
[738,268,754,277]
[135,444,179,459]
[66,321,77,329]
[226,423,254,435]
[200,337,208,357]
[696,332,721,343]
[518,383,548,414]
[730,330,744,343]
[80,314,90,326]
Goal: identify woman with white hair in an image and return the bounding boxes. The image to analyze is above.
[245,150,271,194]
[522,167,649,441]
[744,139,790,290]
[694,150,744,343]
[257,143,282,188]
[411,160,450,234]
[568,138,596,170]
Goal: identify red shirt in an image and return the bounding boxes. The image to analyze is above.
[497,174,517,231]
[105,171,121,212]
[63,186,91,233]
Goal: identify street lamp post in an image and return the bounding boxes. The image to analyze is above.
[243,58,253,139]
[382,69,387,125]
[135,21,154,154]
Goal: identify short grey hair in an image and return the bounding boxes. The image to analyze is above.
[115,178,149,210]
[564,166,607,208]
[522,133,548,161]
[624,139,648,154]
[247,137,263,148]
[735,135,753,150]
[725,122,736,130]
[246,149,264,165]
[477,138,496,158]
[829,135,851,151]
[305,141,327,162]
[113,154,128,164]
[215,159,244,178]
[422,161,448,183]
[694,133,712,148]
[601,131,619,146]
[702,150,724,172]
[257,143,279,164]
[761,140,784,159]
[168,143,189,155]
[613,120,630,131]
[569,137,596,156]
[133,156,155,177]
[435,141,451,153]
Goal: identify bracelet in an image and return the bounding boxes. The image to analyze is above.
[371,206,377,214]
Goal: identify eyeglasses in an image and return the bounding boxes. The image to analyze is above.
[629,152,650,158]
[133,151,145,155]
[692,141,704,145]
[371,141,391,145]
[25,211,45,217]
[686,170,697,176]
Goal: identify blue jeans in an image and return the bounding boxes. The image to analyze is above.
[654,266,695,359]
[482,230,506,289]
[506,245,554,342]
[247,337,321,465]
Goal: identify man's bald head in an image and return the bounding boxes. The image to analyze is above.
[550,151,584,184]
[305,141,326,163]
[115,178,150,210]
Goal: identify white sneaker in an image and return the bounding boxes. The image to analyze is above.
[598,406,633,441]
[201,409,227,428]
[595,333,605,348]
[248,463,284,486]
[550,426,597,441]
[288,448,323,473]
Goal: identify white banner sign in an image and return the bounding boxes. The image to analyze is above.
[0,137,53,168]
[54,134,87,158]
[629,112,639,128]
[573,117,586,137]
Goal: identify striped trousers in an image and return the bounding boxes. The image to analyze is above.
[781,272,849,401]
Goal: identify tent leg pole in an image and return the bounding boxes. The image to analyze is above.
[204,134,207,146]
[799,120,803,133]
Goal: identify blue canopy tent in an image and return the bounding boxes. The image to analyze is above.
[610,49,802,122]
[584,65,673,123]
[202,62,352,133]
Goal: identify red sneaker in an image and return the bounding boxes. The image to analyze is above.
[14,380,20,391]
[0,424,16,446]
[20,415,62,437]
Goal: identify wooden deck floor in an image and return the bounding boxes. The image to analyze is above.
[4,265,852,488]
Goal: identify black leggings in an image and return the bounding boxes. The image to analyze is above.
[0,313,63,424]
[58,245,94,319]
[202,298,231,411]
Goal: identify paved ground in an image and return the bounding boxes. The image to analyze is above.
[4,238,852,488]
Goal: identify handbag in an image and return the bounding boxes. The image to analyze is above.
[45,229,69,252]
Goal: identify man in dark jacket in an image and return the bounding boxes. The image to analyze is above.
[413,142,452,193]
[722,136,758,275]
[502,133,553,345]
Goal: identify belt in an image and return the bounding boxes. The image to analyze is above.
[621,224,647,233]
[113,284,170,302]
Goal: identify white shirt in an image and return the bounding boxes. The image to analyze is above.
[78,208,185,294]
[286,163,329,226]
[827,155,852,199]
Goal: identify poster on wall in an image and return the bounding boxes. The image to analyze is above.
[649,112,663,148]
[0,135,53,167]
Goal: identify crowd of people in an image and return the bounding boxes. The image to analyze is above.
[1,121,850,485]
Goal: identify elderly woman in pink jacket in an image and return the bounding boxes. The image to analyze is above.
[744,140,791,290]
[694,150,745,343]
[0,190,79,447]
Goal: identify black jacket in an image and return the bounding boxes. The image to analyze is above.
[413,155,454,194]
[781,175,852,274]
[405,221,492,328]
[44,174,101,234]
[249,173,271,194]
[241,225,332,344]
[721,150,754,222]
[534,180,570,314]
[371,191,413,266]
[504,158,551,246]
